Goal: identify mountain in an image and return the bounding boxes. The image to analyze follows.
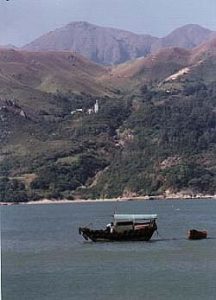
[23,22,157,65]
[108,47,190,85]
[106,38,216,91]
[23,22,215,65]
[151,24,214,52]
[0,48,112,116]
[1,39,215,115]
[0,40,216,202]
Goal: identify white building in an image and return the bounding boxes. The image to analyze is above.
[94,100,99,113]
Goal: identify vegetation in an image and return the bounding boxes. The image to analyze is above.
[0,42,216,202]
[1,79,215,202]
[0,177,28,202]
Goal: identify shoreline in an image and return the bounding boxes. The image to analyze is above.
[1,194,216,206]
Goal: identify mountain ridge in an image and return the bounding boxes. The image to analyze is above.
[22,22,216,65]
[1,38,216,113]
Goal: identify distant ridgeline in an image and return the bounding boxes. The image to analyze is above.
[22,22,216,65]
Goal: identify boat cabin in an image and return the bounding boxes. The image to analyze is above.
[113,214,157,233]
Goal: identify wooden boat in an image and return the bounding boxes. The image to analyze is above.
[188,229,208,240]
[79,214,157,242]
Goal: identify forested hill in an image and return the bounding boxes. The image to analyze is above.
[0,41,216,202]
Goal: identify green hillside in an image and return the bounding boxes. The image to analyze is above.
[0,43,216,202]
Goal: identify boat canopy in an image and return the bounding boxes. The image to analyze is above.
[113,214,157,222]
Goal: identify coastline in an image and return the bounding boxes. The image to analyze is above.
[1,194,216,206]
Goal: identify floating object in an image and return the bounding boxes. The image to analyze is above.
[188,229,208,240]
[79,214,158,242]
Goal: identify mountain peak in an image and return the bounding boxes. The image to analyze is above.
[168,24,212,37]
[23,22,157,64]
[151,24,214,52]
[176,23,211,30]
[66,21,93,28]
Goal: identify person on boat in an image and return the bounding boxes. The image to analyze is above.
[106,222,114,233]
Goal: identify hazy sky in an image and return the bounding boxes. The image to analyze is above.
[0,0,216,46]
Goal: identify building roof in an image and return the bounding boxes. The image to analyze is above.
[113,214,157,221]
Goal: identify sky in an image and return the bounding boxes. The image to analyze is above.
[0,0,216,46]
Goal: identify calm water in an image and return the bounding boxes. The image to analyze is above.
[1,199,216,300]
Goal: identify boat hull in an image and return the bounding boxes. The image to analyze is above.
[188,229,207,240]
[79,223,157,242]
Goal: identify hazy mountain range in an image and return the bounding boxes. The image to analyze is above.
[21,22,216,64]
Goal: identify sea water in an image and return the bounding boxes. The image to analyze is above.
[1,199,216,300]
